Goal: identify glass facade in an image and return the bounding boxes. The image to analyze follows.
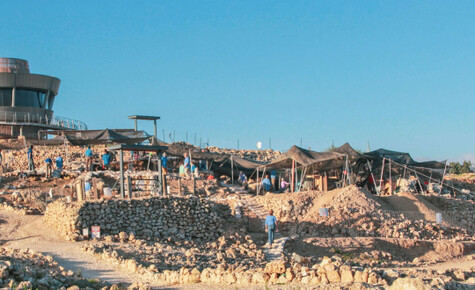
[47,95,55,110]
[0,89,12,106]
[15,89,48,108]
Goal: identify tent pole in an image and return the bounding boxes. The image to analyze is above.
[291,159,295,193]
[379,158,385,194]
[439,160,448,195]
[119,149,124,198]
[256,167,259,195]
[367,160,379,195]
[389,159,392,195]
[231,155,234,184]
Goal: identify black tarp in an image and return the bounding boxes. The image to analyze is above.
[365,148,417,165]
[264,145,345,169]
[60,129,148,145]
[362,148,446,170]
[333,143,360,157]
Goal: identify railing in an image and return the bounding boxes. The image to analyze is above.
[50,116,88,130]
[0,111,87,130]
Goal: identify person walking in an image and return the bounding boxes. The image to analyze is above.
[27,146,35,171]
[265,209,278,248]
[183,153,191,178]
[85,146,93,172]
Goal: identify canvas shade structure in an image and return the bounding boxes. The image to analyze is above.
[60,129,148,146]
[363,148,446,170]
[264,145,346,169]
[333,142,360,157]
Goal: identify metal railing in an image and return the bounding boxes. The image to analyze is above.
[50,116,88,130]
[0,111,87,130]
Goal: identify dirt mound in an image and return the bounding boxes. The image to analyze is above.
[252,186,471,241]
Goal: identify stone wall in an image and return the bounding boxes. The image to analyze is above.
[45,197,224,242]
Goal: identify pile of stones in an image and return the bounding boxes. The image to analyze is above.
[0,247,110,289]
[422,195,475,232]
[81,232,266,286]
[45,196,224,242]
[206,147,281,162]
[256,187,472,241]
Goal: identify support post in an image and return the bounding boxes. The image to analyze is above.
[291,159,295,193]
[154,119,157,138]
[389,159,392,195]
[120,149,125,198]
[231,155,234,184]
[256,167,259,195]
[379,158,385,194]
[134,119,137,131]
[127,176,132,198]
[439,161,448,195]
[158,152,163,196]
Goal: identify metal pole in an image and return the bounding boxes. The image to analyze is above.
[120,149,125,198]
[134,119,137,131]
[154,120,157,138]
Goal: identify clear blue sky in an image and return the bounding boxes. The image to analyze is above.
[1,1,474,162]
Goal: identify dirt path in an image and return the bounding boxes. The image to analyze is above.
[0,210,135,285]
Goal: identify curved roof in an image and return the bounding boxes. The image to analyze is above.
[0,73,61,95]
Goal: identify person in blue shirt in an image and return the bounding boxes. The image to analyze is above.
[27,146,35,171]
[183,153,191,177]
[45,157,53,178]
[161,153,168,174]
[262,174,272,192]
[238,171,247,186]
[55,156,63,170]
[102,150,111,170]
[85,146,93,172]
[265,209,278,248]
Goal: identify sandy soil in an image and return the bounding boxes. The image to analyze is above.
[0,210,135,285]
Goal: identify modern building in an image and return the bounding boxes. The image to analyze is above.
[0,58,86,139]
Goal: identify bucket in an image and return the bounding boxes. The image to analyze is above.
[436,213,442,224]
[319,208,329,217]
[103,187,112,198]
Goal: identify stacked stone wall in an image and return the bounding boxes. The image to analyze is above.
[45,197,223,241]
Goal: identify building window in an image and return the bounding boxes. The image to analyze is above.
[0,89,12,106]
[15,89,48,108]
[47,94,55,110]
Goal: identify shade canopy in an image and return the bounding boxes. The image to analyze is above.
[265,145,346,169]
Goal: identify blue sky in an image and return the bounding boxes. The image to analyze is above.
[1,1,474,162]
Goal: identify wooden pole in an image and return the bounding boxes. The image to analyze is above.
[439,160,448,195]
[291,159,295,193]
[389,159,392,195]
[379,158,385,194]
[231,155,234,184]
[119,149,125,198]
[256,167,259,195]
